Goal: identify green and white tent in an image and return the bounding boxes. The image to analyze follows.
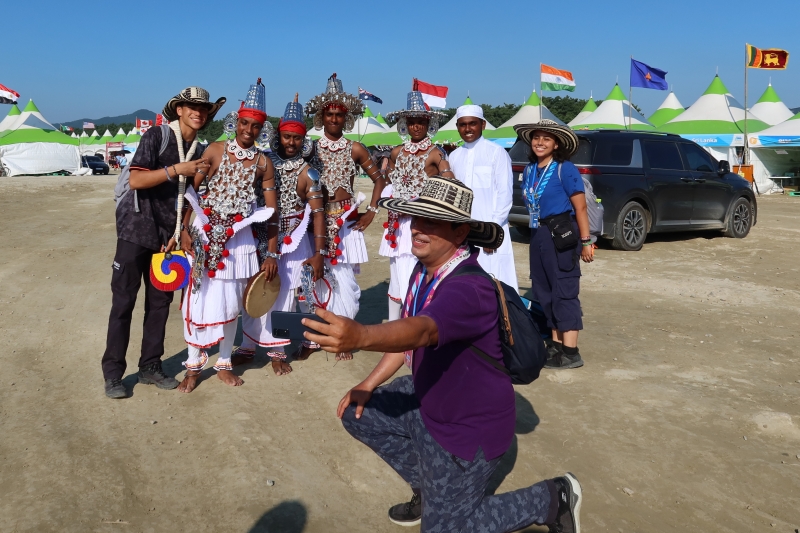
[433,96,495,145]
[658,75,769,134]
[0,104,22,132]
[485,92,564,147]
[571,84,654,131]
[345,106,388,141]
[375,113,388,127]
[0,100,80,176]
[749,83,793,126]
[567,97,597,127]
[647,92,684,128]
[110,128,127,143]
[498,91,563,128]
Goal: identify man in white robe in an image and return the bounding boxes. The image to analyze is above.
[449,104,519,292]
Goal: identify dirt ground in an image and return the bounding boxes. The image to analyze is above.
[0,175,798,533]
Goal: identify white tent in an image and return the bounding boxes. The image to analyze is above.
[0,100,80,176]
[499,91,564,127]
[749,111,800,193]
[647,92,684,128]
[567,97,597,127]
[345,106,388,140]
[0,104,22,132]
[749,84,793,126]
[571,84,653,130]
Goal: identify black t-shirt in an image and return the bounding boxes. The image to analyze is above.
[116,127,206,250]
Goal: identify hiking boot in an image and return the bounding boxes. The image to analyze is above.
[548,472,582,533]
[104,378,127,399]
[137,363,179,390]
[388,492,421,526]
[544,349,584,369]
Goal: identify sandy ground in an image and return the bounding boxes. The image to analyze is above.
[0,175,799,533]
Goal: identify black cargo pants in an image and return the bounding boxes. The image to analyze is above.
[101,239,174,380]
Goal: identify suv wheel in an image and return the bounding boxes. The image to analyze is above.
[612,201,648,251]
[723,197,752,238]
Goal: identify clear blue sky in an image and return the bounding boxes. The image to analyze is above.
[4,0,799,123]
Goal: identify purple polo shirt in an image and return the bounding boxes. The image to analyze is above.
[412,251,515,461]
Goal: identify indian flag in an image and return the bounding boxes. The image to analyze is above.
[541,64,576,92]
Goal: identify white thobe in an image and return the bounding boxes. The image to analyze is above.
[450,136,519,292]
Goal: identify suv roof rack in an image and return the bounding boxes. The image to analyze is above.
[574,129,680,138]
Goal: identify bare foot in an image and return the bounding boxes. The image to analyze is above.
[271,359,292,376]
[231,348,255,367]
[177,371,201,393]
[335,352,353,361]
[217,369,244,386]
[295,345,318,361]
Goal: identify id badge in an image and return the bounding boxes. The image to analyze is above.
[529,211,539,229]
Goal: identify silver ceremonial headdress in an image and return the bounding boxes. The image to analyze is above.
[386,91,446,138]
[270,93,313,158]
[221,78,273,149]
[304,73,363,131]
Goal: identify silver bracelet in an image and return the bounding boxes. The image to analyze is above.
[366,205,380,214]
[263,251,280,259]
[311,207,325,213]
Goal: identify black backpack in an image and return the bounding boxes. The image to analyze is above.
[453,265,548,384]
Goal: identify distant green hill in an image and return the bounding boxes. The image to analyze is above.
[61,109,157,130]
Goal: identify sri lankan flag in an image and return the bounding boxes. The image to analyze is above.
[747,44,789,69]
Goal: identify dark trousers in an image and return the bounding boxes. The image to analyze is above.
[529,220,583,332]
[341,376,557,533]
[101,239,174,380]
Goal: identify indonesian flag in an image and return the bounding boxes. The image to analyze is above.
[413,78,448,109]
[0,83,20,105]
[540,64,576,92]
[155,113,168,126]
[137,118,152,133]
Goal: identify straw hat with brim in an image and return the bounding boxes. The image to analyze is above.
[514,119,579,157]
[377,175,504,250]
[163,86,227,123]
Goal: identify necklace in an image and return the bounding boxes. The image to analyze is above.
[318,135,348,152]
[402,136,431,154]
[227,139,258,161]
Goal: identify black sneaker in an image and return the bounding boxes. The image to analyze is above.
[544,349,584,369]
[104,378,127,399]
[137,363,179,390]
[545,339,561,358]
[388,492,421,527]
[548,472,582,533]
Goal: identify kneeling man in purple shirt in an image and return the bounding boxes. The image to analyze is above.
[304,176,582,533]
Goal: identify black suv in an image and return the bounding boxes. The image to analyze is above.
[508,131,757,250]
[81,155,109,175]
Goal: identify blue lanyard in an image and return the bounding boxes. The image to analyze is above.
[411,267,437,317]
[524,161,556,212]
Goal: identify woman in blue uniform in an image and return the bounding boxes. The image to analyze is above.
[515,120,594,369]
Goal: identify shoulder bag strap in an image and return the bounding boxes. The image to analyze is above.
[469,345,510,376]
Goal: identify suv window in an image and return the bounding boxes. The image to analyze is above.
[592,137,633,166]
[507,139,531,164]
[643,141,683,170]
[680,143,716,172]
[571,139,592,165]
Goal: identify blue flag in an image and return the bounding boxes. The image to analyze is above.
[630,59,668,90]
[358,86,383,104]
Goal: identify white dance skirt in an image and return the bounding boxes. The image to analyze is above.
[327,261,361,319]
[240,234,313,348]
[183,277,246,349]
[388,253,418,303]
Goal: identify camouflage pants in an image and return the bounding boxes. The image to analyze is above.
[341,375,556,533]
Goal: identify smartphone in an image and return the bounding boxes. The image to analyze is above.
[271,311,328,340]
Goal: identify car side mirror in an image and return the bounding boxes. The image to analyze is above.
[718,160,730,175]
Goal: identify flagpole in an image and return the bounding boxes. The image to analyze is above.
[539,64,543,120]
[628,56,633,131]
[744,43,749,166]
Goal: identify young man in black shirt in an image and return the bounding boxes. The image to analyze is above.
[101,87,225,398]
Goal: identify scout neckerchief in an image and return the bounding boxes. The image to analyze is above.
[523,158,556,228]
[401,244,471,367]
